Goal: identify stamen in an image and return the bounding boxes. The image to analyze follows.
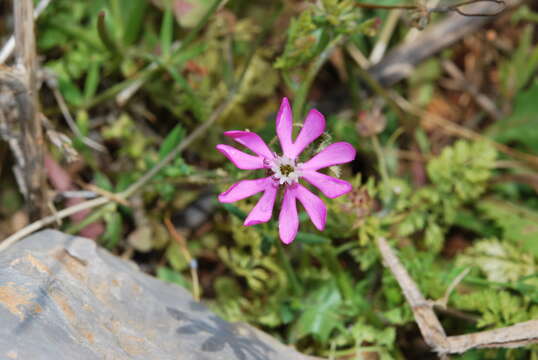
[270,155,302,185]
[280,164,294,176]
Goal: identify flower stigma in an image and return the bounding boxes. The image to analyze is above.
[270,155,302,185]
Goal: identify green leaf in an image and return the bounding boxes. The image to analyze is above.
[222,203,247,221]
[427,140,496,202]
[166,242,189,271]
[97,10,120,55]
[159,124,186,160]
[93,172,113,191]
[102,212,123,249]
[160,0,174,58]
[290,280,342,343]
[454,289,531,328]
[487,81,538,153]
[453,209,498,237]
[59,74,84,106]
[351,319,396,354]
[122,0,148,45]
[295,232,330,244]
[479,198,538,256]
[83,61,101,101]
[498,25,538,97]
[157,266,191,289]
[424,221,443,254]
[457,238,536,284]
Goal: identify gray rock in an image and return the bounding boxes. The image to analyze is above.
[0,230,319,360]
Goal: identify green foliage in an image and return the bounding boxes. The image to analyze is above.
[488,81,538,154]
[454,290,537,328]
[427,140,497,202]
[457,238,537,284]
[350,319,396,359]
[478,199,538,256]
[157,266,192,290]
[275,0,367,70]
[26,1,538,358]
[290,280,343,344]
[396,141,497,253]
[498,25,538,99]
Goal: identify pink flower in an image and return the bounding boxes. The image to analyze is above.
[216,98,356,244]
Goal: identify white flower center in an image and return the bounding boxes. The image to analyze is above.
[270,156,302,185]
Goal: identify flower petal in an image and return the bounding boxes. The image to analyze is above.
[216,144,265,170]
[218,177,272,203]
[276,97,294,158]
[278,187,299,244]
[301,170,353,198]
[289,108,325,159]
[244,183,278,226]
[295,184,326,231]
[301,142,356,171]
[224,131,274,159]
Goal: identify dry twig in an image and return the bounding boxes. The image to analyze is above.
[441,60,503,121]
[391,92,538,170]
[0,93,236,252]
[368,0,523,86]
[0,0,51,64]
[13,0,47,219]
[376,237,538,355]
[164,217,201,301]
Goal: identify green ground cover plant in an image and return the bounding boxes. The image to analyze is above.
[1,0,538,358]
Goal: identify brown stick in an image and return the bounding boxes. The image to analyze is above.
[14,0,47,219]
[368,0,524,86]
[376,237,449,352]
[376,237,538,355]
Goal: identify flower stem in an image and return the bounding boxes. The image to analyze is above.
[276,240,303,296]
[322,243,354,302]
[293,36,343,120]
[371,135,390,186]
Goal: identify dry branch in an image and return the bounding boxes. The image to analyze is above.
[0,0,51,64]
[369,0,524,87]
[376,237,538,355]
[13,0,47,219]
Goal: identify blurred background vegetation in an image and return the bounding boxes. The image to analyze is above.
[1,0,538,358]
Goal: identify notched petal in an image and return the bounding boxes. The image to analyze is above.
[278,187,299,244]
[301,170,353,198]
[301,142,356,171]
[276,97,294,158]
[218,178,272,203]
[244,182,278,226]
[295,184,326,231]
[290,108,325,159]
[224,131,274,159]
[216,144,265,170]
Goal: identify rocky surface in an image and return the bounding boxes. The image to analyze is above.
[0,230,319,360]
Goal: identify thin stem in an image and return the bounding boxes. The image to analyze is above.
[0,197,110,252]
[276,240,303,295]
[371,135,390,186]
[322,243,354,302]
[165,216,201,301]
[65,203,113,234]
[293,36,343,121]
[352,59,413,129]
